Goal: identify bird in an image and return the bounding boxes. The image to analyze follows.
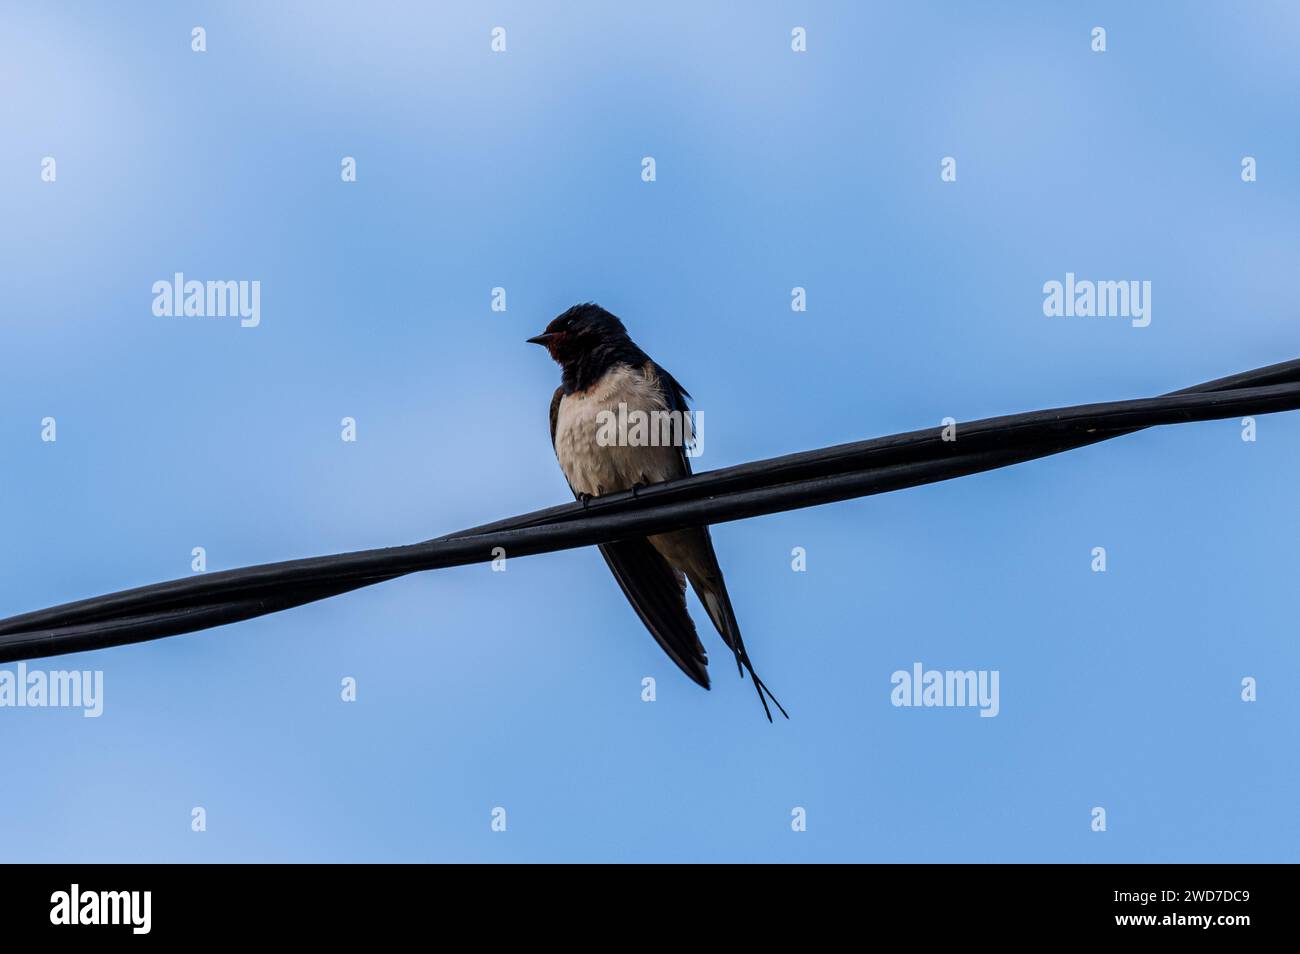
[528,303,787,720]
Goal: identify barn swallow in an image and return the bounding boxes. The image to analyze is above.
[528,303,786,720]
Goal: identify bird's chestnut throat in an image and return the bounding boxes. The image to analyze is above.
[543,331,569,362]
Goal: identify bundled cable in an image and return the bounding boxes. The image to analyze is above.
[3,357,1299,664]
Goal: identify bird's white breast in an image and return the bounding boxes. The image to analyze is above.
[554,363,683,497]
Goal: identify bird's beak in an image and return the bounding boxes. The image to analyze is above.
[526,333,555,346]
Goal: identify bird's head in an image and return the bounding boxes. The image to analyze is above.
[528,303,649,394]
[526,302,631,367]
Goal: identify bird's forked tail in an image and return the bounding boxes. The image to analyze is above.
[691,575,788,722]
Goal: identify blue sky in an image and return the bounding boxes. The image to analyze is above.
[2,1,1298,862]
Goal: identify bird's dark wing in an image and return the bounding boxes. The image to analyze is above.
[649,364,787,718]
[652,362,694,477]
[596,538,710,688]
[547,382,711,689]
[548,385,564,448]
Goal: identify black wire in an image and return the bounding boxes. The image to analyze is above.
[3,359,1299,663]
